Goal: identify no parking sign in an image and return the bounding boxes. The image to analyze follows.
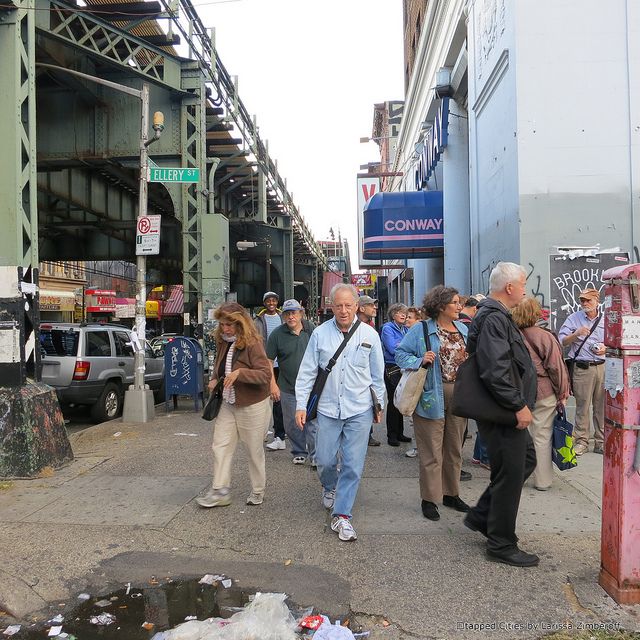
[136,215,161,255]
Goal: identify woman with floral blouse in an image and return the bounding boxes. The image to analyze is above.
[395,286,469,521]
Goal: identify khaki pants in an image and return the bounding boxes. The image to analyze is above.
[413,382,467,503]
[528,393,557,489]
[572,363,605,449]
[211,396,271,495]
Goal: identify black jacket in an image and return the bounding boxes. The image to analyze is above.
[467,298,537,412]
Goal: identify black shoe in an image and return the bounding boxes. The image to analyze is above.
[443,495,470,512]
[397,435,412,443]
[460,470,472,482]
[368,435,381,447]
[463,513,487,537]
[486,548,540,567]
[421,500,440,521]
[387,439,400,447]
[593,445,604,455]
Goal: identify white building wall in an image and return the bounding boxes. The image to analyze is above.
[514,0,639,309]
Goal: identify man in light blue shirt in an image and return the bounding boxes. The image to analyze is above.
[295,283,385,542]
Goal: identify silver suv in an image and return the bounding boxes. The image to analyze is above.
[40,322,165,422]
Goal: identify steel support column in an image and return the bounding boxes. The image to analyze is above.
[282,218,294,300]
[180,63,206,338]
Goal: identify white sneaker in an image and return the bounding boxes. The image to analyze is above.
[405,447,418,458]
[331,516,357,541]
[263,429,273,443]
[322,489,335,510]
[292,456,306,465]
[310,458,317,469]
[266,437,286,451]
[246,492,263,505]
[196,487,231,508]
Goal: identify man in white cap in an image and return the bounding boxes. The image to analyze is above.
[266,299,316,464]
[254,291,285,450]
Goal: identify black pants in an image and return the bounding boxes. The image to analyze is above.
[470,421,536,554]
[272,368,285,439]
[384,364,404,441]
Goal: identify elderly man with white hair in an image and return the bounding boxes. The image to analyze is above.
[462,262,539,567]
[295,283,385,542]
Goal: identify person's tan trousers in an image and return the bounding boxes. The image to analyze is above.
[211,396,271,495]
[528,393,558,489]
[571,364,605,449]
[412,382,467,503]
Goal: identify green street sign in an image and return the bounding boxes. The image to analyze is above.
[148,167,200,183]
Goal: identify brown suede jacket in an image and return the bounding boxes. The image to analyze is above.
[213,338,272,407]
[521,326,570,402]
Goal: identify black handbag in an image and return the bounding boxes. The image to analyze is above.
[306,320,361,421]
[451,353,519,427]
[202,378,224,421]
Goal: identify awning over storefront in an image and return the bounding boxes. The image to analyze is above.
[162,285,184,316]
[40,289,76,312]
[115,298,136,319]
[363,191,444,260]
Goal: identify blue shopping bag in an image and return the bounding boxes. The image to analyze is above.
[552,408,577,471]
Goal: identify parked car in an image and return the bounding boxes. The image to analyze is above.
[40,322,165,422]
[149,333,180,356]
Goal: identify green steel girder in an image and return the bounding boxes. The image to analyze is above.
[35,0,182,91]
[180,63,206,337]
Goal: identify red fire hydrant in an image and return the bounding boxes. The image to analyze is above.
[600,264,640,604]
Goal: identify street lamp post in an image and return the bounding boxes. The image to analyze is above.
[36,64,163,422]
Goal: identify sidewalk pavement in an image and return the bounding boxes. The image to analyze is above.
[0,405,638,639]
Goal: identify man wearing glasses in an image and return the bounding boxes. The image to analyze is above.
[558,288,605,455]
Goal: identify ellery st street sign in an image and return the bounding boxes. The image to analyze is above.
[148,166,200,183]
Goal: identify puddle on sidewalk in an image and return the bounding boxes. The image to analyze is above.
[10,578,257,639]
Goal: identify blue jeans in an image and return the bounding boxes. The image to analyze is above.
[473,431,490,465]
[280,391,313,457]
[315,409,372,518]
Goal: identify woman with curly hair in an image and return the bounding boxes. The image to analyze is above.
[511,297,570,490]
[395,285,470,521]
[197,302,273,509]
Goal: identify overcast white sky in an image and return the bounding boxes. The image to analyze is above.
[197,0,405,271]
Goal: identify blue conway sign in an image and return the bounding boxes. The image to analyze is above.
[414,97,449,190]
[363,190,444,260]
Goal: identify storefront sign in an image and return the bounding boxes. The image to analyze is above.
[85,289,116,313]
[40,290,75,312]
[414,97,449,190]
[363,190,444,259]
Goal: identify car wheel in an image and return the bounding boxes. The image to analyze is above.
[91,381,122,422]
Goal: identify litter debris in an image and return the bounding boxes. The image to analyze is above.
[48,615,64,624]
[221,579,232,589]
[89,613,116,626]
[165,592,298,640]
[113,432,122,437]
[126,583,131,595]
[382,619,390,628]
[199,574,217,585]
[77,593,90,601]
[3,626,21,637]
[48,625,63,636]
[142,622,155,630]
[299,615,324,630]
[174,432,199,437]
[312,619,356,640]
[184,616,197,621]
[94,599,111,608]
[284,559,292,566]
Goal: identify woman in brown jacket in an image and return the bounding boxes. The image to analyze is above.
[197,302,272,508]
[511,298,570,491]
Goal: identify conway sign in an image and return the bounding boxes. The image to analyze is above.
[363,191,444,260]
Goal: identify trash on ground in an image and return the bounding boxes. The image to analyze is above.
[174,433,198,437]
[142,622,155,630]
[221,579,232,589]
[93,599,111,608]
[198,574,217,585]
[47,626,62,637]
[299,615,324,630]
[77,594,90,601]
[284,559,292,566]
[312,619,356,640]
[89,613,116,626]
[113,432,122,437]
[47,615,64,625]
[165,592,298,640]
[184,616,197,621]
[3,626,21,637]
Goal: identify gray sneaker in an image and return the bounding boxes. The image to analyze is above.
[331,516,357,541]
[197,487,231,508]
[322,489,335,510]
[246,492,264,506]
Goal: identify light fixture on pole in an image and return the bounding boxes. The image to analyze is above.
[236,239,271,292]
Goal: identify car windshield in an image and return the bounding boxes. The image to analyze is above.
[40,329,79,356]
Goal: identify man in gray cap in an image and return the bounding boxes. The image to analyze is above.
[254,291,285,449]
[266,299,316,464]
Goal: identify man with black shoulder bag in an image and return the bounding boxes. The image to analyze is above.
[295,284,385,543]
[558,288,605,456]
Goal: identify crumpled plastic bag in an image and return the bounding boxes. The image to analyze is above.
[164,592,298,640]
[312,620,356,640]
